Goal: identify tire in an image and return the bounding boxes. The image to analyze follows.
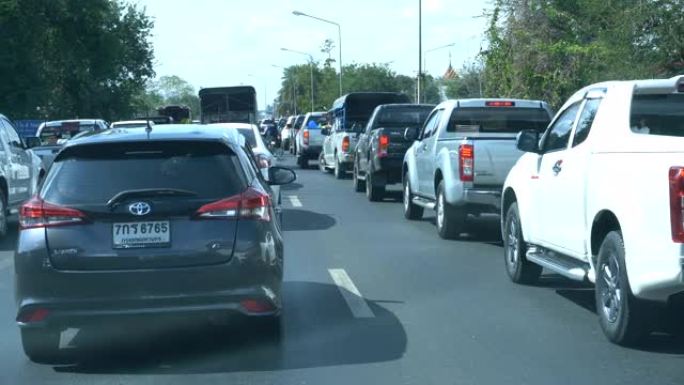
[366,170,385,202]
[297,154,308,169]
[595,231,653,346]
[21,328,67,364]
[334,155,345,179]
[353,161,365,192]
[403,176,423,220]
[318,153,327,173]
[0,189,7,239]
[436,181,465,239]
[503,202,542,284]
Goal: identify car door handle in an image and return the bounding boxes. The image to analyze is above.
[552,159,563,175]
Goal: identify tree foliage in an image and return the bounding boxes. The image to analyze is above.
[133,75,200,118]
[275,63,441,115]
[0,0,154,120]
[481,0,684,108]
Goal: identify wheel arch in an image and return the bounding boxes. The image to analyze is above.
[590,210,622,266]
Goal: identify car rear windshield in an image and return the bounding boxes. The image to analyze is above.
[305,115,327,129]
[40,123,97,145]
[237,128,257,148]
[376,107,433,127]
[42,141,247,205]
[630,93,684,136]
[447,108,551,133]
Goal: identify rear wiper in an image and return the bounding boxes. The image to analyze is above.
[106,188,199,209]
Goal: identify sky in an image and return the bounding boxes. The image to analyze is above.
[134,0,492,108]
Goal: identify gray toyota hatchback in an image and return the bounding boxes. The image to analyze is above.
[14,125,296,363]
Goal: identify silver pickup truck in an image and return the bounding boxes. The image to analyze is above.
[402,99,552,239]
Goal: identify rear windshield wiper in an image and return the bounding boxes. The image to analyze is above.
[106,188,199,209]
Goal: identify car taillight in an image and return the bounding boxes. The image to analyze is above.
[669,167,684,242]
[17,308,50,323]
[195,187,271,221]
[459,144,474,182]
[378,134,390,158]
[342,136,350,152]
[256,154,272,169]
[303,130,310,145]
[19,197,87,229]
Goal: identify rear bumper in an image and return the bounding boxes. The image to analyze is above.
[299,145,322,157]
[16,285,280,329]
[452,187,502,213]
[373,158,404,184]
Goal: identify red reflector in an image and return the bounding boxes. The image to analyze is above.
[17,308,50,323]
[342,136,350,152]
[669,167,684,242]
[19,197,87,229]
[240,299,275,314]
[459,144,474,182]
[485,101,515,107]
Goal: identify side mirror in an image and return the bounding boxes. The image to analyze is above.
[268,166,297,185]
[404,127,419,142]
[516,130,541,153]
[25,136,41,149]
[321,128,330,136]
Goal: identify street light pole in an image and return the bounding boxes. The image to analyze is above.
[417,0,422,104]
[281,47,315,112]
[292,10,343,96]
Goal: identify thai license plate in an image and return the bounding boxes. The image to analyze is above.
[112,221,170,248]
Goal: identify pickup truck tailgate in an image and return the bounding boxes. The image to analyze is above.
[472,136,522,186]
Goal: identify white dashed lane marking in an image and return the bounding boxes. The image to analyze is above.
[287,195,302,207]
[328,268,375,318]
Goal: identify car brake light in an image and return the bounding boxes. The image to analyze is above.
[459,144,474,182]
[669,167,684,242]
[342,136,350,152]
[195,187,271,221]
[485,101,515,107]
[303,130,310,145]
[378,134,390,158]
[19,197,87,229]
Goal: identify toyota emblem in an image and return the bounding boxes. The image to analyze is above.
[128,202,151,216]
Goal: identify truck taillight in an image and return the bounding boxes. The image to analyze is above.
[303,130,310,145]
[669,167,684,242]
[378,134,389,158]
[20,197,87,229]
[342,136,350,152]
[459,144,474,182]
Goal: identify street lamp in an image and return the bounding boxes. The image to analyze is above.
[292,10,343,96]
[281,47,315,113]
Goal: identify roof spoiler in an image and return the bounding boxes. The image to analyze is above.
[634,75,684,95]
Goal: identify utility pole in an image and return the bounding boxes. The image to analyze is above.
[417,0,422,104]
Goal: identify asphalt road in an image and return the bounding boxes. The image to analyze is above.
[0,154,683,384]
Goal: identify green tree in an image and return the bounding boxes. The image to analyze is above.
[0,0,154,120]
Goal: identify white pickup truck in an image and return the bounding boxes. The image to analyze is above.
[402,99,552,239]
[502,75,684,345]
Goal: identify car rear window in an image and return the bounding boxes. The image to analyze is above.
[42,141,247,205]
[237,128,257,148]
[40,123,97,145]
[630,93,684,136]
[305,115,327,129]
[447,108,551,133]
[377,107,433,126]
